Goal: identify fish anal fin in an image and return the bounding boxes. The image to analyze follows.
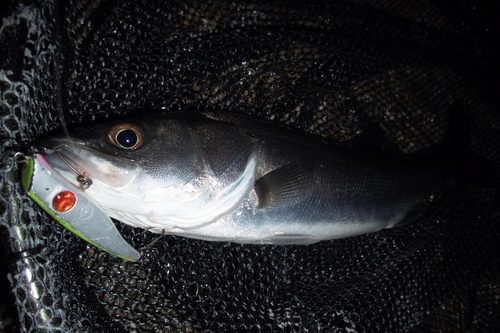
[393,200,428,228]
[261,235,321,245]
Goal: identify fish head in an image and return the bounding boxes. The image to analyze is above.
[40,118,204,189]
[37,115,257,231]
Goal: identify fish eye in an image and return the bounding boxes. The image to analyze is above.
[108,123,145,150]
[117,130,137,148]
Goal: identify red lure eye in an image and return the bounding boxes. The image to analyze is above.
[52,191,76,212]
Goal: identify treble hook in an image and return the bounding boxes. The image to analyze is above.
[56,152,93,191]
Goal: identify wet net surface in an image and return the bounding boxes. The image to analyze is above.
[1,0,499,332]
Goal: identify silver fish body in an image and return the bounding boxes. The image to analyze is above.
[40,111,455,244]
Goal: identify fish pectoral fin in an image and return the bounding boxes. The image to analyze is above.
[254,158,314,209]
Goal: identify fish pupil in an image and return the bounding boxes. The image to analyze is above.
[116,129,138,148]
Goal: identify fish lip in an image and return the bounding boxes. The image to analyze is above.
[38,137,141,189]
[36,138,94,190]
[38,137,137,164]
[37,137,92,154]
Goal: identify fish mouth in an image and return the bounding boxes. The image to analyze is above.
[39,138,141,189]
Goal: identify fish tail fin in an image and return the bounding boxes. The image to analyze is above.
[447,101,496,187]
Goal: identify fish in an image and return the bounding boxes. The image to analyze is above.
[24,110,493,252]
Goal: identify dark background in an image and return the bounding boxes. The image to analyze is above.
[1,0,499,332]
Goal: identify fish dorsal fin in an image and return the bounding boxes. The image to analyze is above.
[254,158,314,209]
[353,124,402,155]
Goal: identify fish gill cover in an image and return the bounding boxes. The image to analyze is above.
[0,0,499,332]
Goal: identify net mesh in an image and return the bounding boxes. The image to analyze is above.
[1,0,499,332]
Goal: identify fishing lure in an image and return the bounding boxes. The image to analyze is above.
[22,154,140,261]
